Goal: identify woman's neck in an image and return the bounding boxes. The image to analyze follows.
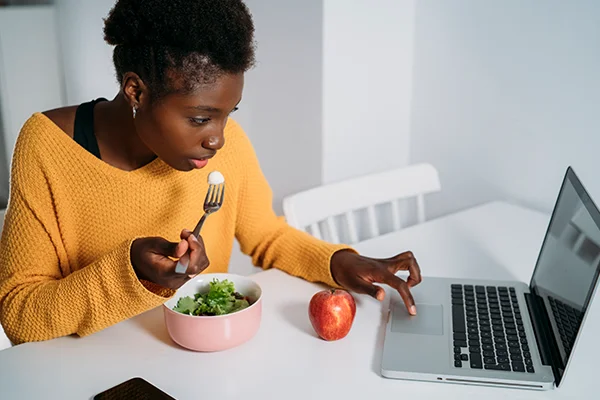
[94,93,158,171]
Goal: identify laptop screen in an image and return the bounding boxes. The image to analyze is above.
[530,168,600,374]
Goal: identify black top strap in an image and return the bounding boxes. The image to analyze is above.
[73,98,107,159]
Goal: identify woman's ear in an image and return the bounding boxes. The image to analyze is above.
[121,72,149,110]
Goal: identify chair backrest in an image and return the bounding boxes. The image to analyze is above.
[283,163,441,244]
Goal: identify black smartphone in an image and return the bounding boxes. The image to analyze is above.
[93,377,176,400]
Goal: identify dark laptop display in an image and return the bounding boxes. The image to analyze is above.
[528,167,600,385]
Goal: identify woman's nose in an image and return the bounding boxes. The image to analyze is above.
[202,131,225,151]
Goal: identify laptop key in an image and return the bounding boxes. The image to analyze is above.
[461,354,469,361]
[470,354,483,369]
[454,347,461,354]
[484,357,496,364]
[482,344,494,351]
[512,363,526,372]
[496,350,508,356]
[484,364,502,370]
[469,346,481,353]
[454,340,468,347]
[452,305,466,333]
[454,360,462,368]
[527,366,535,373]
[454,332,467,341]
[483,350,494,357]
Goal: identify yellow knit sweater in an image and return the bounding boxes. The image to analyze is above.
[0,113,349,345]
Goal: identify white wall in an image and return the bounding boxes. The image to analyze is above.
[322,0,415,184]
[409,0,600,218]
[0,5,65,205]
[55,0,118,104]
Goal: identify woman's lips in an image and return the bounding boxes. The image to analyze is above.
[190,159,209,169]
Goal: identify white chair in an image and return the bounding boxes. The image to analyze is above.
[283,163,441,244]
[0,208,11,351]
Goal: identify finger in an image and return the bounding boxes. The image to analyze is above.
[153,237,188,258]
[379,271,417,315]
[387,252,422,288]
[365,250,414,264]
[351,277,385,301]
[180,229,193,240]
[184,234,210,276]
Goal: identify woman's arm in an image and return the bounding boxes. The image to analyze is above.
[229,120,354,286]
[0,135,173,344]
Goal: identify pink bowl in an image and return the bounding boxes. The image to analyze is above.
[163,273,262,352]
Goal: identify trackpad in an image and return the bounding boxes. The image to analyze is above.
[391,303,443,336]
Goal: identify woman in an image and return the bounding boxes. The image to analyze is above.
[0,0,421,345]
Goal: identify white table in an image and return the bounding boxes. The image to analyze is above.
[0,201,598,399]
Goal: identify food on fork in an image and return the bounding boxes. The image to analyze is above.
[208,171,225,185]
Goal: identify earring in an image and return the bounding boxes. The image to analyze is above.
[132,106,137,119]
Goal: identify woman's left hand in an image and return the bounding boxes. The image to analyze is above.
[330,249,422,315]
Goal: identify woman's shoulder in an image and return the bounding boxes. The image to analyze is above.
[11,107,78,171]
[41,105,79,138]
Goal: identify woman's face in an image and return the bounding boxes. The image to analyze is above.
[133,72,244,171]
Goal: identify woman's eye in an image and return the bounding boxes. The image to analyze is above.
[190,117,210,125]
[230,107,239,114]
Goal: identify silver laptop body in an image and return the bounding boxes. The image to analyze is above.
[380,167,600,391]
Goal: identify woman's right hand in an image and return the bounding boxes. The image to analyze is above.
[130,229,209,289]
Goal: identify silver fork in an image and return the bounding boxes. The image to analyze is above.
[174,182,225,274]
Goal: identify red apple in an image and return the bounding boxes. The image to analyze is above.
[308,289,356,341]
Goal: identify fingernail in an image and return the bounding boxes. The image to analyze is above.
[410,305,417,315]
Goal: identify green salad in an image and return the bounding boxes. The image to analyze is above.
[173,278,251,316]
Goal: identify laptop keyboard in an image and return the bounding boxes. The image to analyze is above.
[451,284,535,373]
[548,295,583,358]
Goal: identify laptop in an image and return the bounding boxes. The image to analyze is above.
[380,167,600,390]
